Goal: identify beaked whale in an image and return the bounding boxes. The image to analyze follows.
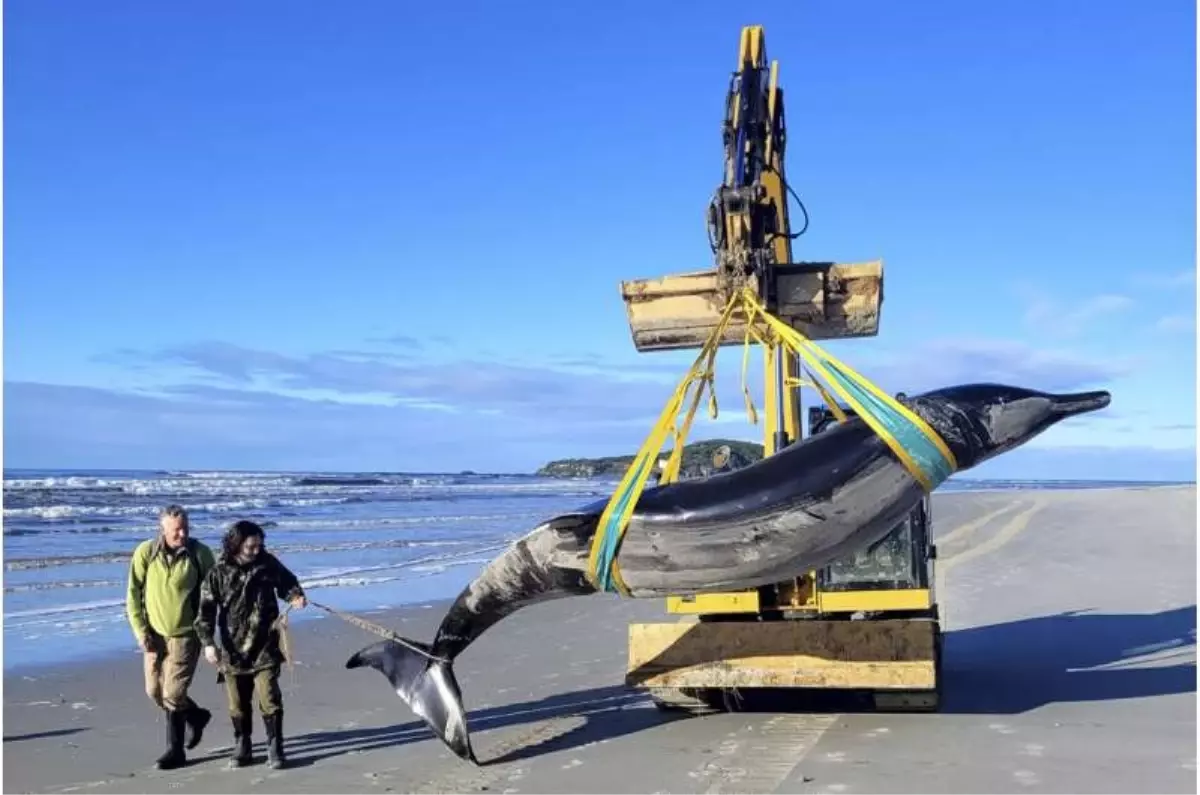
[345,382,1111,763]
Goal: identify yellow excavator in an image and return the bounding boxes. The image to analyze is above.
[617,25,943,712]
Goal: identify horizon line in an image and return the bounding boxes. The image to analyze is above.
[2,466,1195,486]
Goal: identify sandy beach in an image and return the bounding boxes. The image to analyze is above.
[4,485,1195,794]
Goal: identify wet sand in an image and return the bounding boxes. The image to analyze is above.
[4,485,1196,794]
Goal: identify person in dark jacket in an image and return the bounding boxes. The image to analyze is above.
[195,520,306,769]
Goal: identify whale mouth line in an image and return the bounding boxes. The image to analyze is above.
[1050,390,1112,419]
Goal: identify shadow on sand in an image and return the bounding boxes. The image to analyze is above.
[282,605,1196,767]
[3,727,90,743]
[939,604,1197,713]
[283,684,681,768]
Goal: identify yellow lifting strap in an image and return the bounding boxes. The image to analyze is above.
[584,296,740,596]
[586,287,958,596]
[737,287,958,485]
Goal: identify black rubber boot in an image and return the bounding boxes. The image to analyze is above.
[154,710,187,770]
[184,700,211,750]
[262,711,286,770]
[227,715,253,769]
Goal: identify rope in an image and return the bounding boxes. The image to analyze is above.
[584,286,959,595]
[308,600,449,664]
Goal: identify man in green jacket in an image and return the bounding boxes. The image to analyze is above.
[125,504,217,770]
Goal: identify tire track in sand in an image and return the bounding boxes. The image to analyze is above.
[410,714,587,793]
[939,498,1045,575]
[687,713,839,794]
[936,498,1045,603]
[935,500,1034,555]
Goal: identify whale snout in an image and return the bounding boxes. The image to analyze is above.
[1050,390,1112,419]
[915,383,1114,471]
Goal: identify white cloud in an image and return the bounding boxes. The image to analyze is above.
[1155,314,1196,334]
[1021,290,1135,337]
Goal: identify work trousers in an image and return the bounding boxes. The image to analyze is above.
[144,633,201,712]
[224,665,284,719]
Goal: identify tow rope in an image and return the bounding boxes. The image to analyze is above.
[308,599,449,663]
[585,286,958,595]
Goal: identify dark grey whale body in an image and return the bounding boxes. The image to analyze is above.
[346,383,1111,763]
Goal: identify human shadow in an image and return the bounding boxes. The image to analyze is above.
[939,604,1197,714]
[283,683,681,768]
[3,727,89,743]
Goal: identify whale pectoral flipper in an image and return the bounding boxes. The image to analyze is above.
[346,639,477,764]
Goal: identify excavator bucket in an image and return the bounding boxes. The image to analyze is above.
[620,261,884,352]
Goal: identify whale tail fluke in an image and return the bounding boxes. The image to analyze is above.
[345,638,477,765]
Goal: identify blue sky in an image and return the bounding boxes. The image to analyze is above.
[5,0,1196,480]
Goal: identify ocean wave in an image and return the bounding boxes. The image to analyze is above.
[301,557,495,586]
[2,548,501,622]
[5,599,127,620]
[4,476,134,491]
[6,552,142,571]
[5,474,295,492]
[5,578,125,593]
[407,557,496,575]
[302,574,405,589]
[3,495,357,522]
[6,541,507,597]
[3,524,128,537]
[5,471,604,494]
[297,545,507,583]
[173,470,295,479]
[4,604,132,637]
[269,512,538,531]
[3,510,538,542]
[6,538,479,571]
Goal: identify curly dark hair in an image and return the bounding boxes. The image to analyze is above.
[222,519,266,561]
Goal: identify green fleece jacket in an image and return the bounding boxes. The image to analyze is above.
[125,537,216,641]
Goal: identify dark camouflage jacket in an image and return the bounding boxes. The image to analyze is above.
[195,551,304,673]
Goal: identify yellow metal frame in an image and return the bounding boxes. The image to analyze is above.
[620,25,941,705]
[667,588,933,616]
[627,619,940,692]
[618,25,883,353]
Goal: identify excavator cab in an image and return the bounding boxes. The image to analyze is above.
[807,401,936,602]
